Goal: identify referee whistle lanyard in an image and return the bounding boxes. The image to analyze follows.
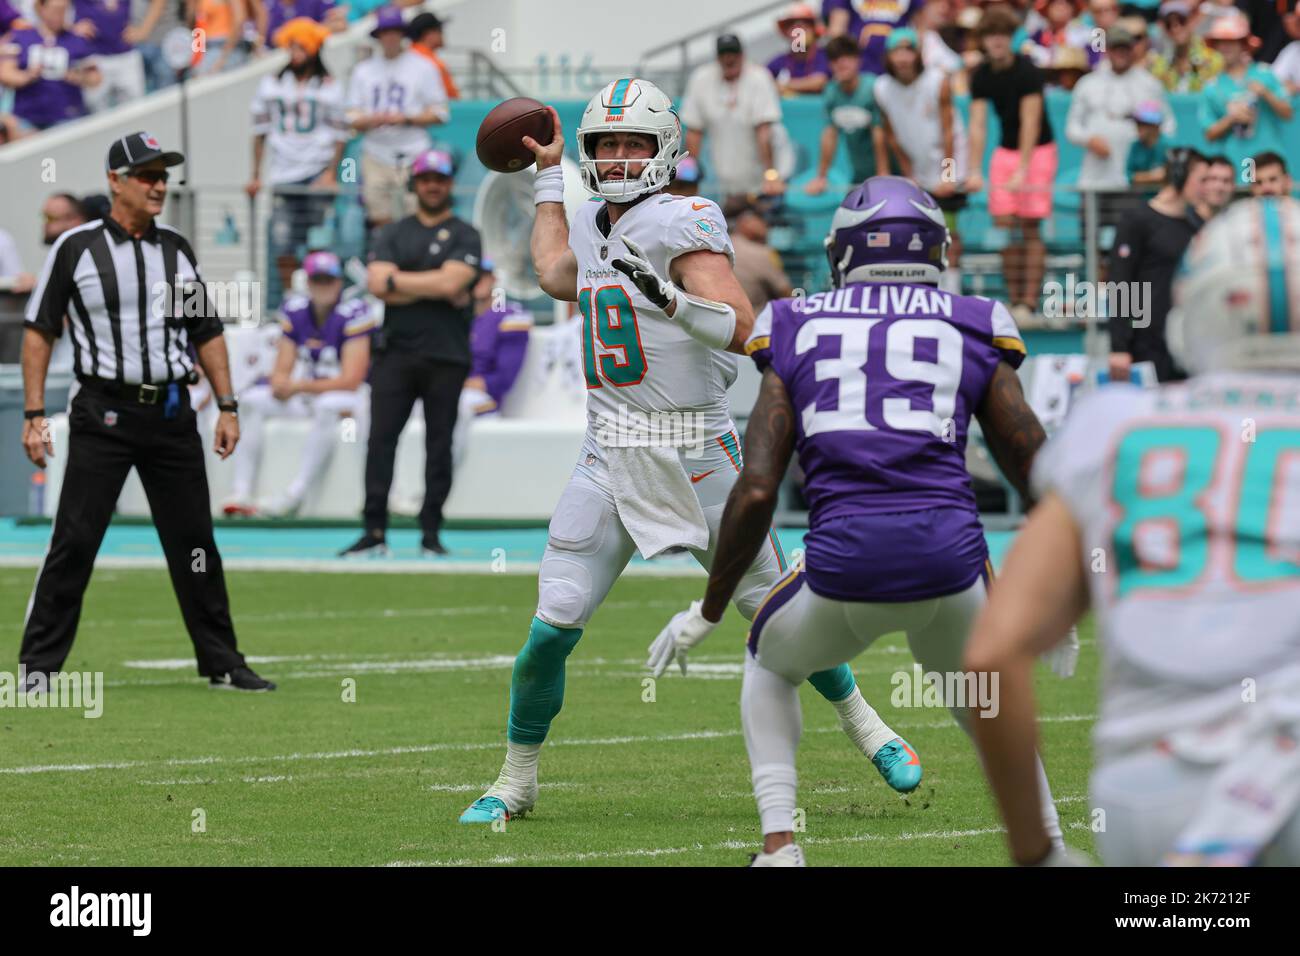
[164,383,180,420]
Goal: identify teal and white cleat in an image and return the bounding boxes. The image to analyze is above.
[458,796,511,824]
[458,785,536,824]
[871,737,923,793]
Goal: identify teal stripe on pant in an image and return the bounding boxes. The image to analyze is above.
[807,663,856,703]
[507,616,583,745]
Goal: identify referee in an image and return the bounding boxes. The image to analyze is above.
[19,131,275,692]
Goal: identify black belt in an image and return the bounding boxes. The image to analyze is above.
[77,376,190,406]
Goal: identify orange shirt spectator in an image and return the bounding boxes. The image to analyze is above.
[407,11,458,99]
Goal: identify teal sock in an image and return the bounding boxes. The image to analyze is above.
[808,663,856,703]
[506,616,583,745]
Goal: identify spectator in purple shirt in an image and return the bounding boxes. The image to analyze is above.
[824,0,925,75]
[263,0,346,44]
[0,0,100,131]
[0,0,27,34]
[72,0,146,112]
[768,2,830,95]
[452,259,532,469]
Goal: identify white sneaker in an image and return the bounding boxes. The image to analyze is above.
[749,843,806,867]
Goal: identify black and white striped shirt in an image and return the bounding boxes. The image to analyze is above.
[24,217,223,385]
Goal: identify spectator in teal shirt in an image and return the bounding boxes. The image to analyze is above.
[805,35,886,195]
[1200,14,1294,169]
[1127,101,1171,187]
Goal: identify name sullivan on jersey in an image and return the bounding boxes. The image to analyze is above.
[800,285,955,317]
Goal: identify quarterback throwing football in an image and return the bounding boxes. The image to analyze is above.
[460,79,921,824]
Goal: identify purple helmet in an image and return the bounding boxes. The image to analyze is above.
[825,176,950,287]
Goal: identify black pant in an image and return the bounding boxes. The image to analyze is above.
[20,383,246,677]
[363,350,467,539]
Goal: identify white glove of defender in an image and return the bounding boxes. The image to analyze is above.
[610,236,677,312]
[1041,624,1080,679]
[646,600,718,678]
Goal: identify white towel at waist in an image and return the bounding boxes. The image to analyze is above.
[604,444,709,559]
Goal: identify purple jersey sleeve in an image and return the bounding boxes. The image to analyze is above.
[471,303,532,405]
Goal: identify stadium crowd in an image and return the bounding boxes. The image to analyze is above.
[5,0,1300,521]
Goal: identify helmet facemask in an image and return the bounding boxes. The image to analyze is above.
[579,127,679,202]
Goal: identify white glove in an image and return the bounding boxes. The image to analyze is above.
[1041,624,1080,679]
[646,600,718,678]
[611,236,677,311]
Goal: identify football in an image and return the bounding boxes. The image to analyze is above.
[475,96,554,173]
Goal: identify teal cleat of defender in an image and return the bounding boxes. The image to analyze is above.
[458,796,511,824]
[871,737,923,793]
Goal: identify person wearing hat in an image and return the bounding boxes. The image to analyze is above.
[664,154,703,197]
[262,0,347,45]
[450,257,531,470]
[345,5,449,227]
[681,33,789,197]
[19,131,276,691]
[342,147,480,558]
[225,250,375,517]
[767,3,829,95]
[874,26,969,292]
[1127,100,1173,185]
[1201,13,1293,170]
[1149,0,1223,92]
[1065,22,1169,190]
[247,17,348,305]
[407,11,458,100]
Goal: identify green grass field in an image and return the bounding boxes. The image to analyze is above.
[0,566,1098,866]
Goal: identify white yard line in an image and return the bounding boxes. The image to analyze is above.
[0,715,1095,777]
[0,555,709,576]
[385,826,1011,867]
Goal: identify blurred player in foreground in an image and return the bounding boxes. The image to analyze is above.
[966,196,1300,866]
[459,80,921,824]
[224,251,374,516]
[654,176,1072,866]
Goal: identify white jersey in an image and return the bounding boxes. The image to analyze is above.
[569,192,738,444]
[1033,372,1300,752]
[250,72,349,185]
[346,50,448,166]
[873,68,967,192]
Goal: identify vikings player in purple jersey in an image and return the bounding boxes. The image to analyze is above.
[225,251,375,517]
[648,176,1073,866]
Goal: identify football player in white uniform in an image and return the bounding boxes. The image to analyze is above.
[460,78,922,824]
[966,196,1300,866]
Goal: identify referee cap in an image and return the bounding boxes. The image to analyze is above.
[106,131,185,173]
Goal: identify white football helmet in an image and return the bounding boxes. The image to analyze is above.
[576,77,683,202]
[1169,196,1300,375]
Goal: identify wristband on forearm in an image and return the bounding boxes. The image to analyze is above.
[670,293,736,351]
[534,165,565,205]
[24,408,45,420]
